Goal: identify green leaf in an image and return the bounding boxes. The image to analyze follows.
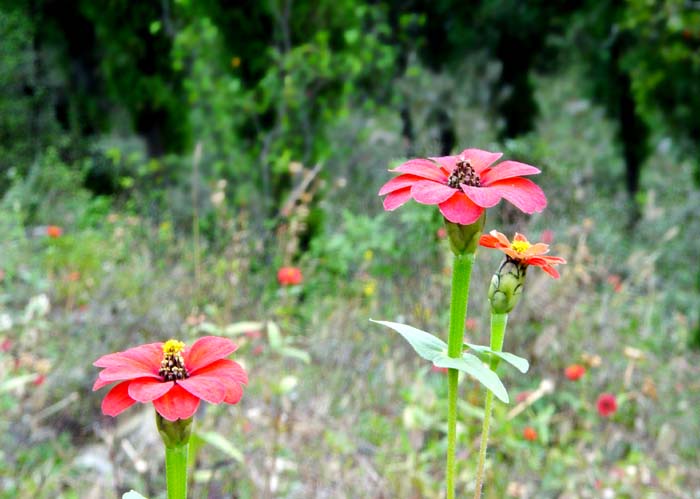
[224,321,265,336]
[122,491,149,499]
[465,343,530,373]
[196,431,244,462]
[279,346,310,364]
[433,353,509,403]
[267,321,282,349]
[370,319,446,362]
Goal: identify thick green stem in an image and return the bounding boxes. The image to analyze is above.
[474,312,508,499]
[446,252,475,499]
[165,444,189,499]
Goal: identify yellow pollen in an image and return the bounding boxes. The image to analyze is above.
[511,240,531,253]
[163,339,186,355]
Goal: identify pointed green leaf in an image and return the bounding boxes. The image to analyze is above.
[267,321,282,349]
[465,343,530,373]
[434,353,509,403]
[279,346,311,364]
[224,321,265,336]
[370,319,447,362]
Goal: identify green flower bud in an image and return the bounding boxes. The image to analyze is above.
[488,259,527,314]
[156,412,193,449]
[444,213,486,255]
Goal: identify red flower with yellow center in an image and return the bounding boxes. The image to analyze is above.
[93,337,247,421]
[479,230,566,278]
[378,148,546,225]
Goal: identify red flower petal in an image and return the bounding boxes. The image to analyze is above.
[185,336,238,373]
[429,154,460,173]
[153,384,201,421]
[128,378,174,402]
[177,376,227,404]
[411,180,456,205]
[458,149,503,174]
[101,381,137,417]
[487,177,547,214]
[377,174,422,196]
[382,187,412,211]
[460,185,503,208]
[93,365,161,387]
[94,343,162,370]
[191,359,248,385]
[223,383,244,404]
[481,160,540,185]
[390,159,447,182]
[478,233,503,248]
[438,192,484,225]
[526,257,561,278]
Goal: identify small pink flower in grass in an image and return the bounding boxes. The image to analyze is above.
[515,391,531,403]
[378,148,546,225]
[540,229,554,244]
[596,393,617,417]
[93,337,247,421]
[479,230,566,278]
[277,266,303,286]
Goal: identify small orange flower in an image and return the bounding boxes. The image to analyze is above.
[46,225,63,238]
[277,266,303,286]
[565,364,586,381]
[479,230,566,278]
[522,426,538,441]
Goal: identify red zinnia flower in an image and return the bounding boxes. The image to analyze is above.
[522,426,538,441]
[46,225,63,238]
[596,393,617,417]
[93,337,247,421]
[565,364,586,381]
[378,148,546,225]
[277,266,303,286]
[479,230,566,278]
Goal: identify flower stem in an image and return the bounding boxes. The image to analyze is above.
[165,444,189,499]
[474,312,508,499]
[446,252,475,499]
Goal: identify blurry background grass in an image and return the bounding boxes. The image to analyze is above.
[1,1,700,498]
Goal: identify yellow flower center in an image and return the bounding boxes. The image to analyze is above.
[163,339,186,355]
[160,339,188,381]
[511,240,531,254]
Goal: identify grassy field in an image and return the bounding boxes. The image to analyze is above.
[1,66,699,498]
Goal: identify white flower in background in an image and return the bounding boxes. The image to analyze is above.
[24,294,50,322]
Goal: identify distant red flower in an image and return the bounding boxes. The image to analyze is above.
[33,374,46,386]
[465,317,477,331]
[436,227,447,239]
[596,393,617,417]
[66,271,81,282]
[607,274,622,293]
[540,229,554,244]
[277,266,303,286]
[565,364,586,381]
[522,426,538,441]
[93,337,247,421]
[46,225,63,238]
[479,230,566,278]
[378,148,546,225]
[0,338,11,352]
